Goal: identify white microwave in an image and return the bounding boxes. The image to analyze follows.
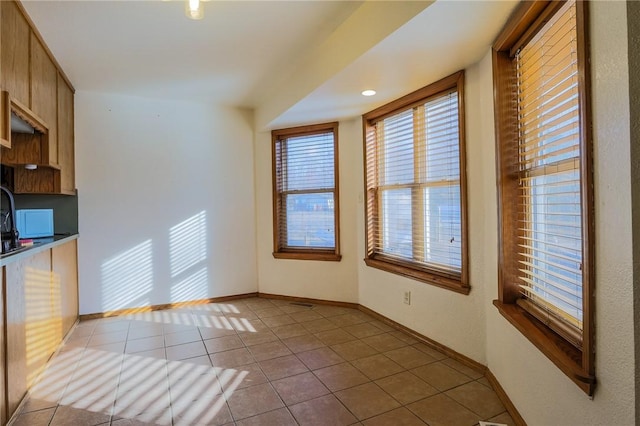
[16,209,54,239]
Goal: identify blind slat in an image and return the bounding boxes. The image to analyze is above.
[518,278,581,311]
[518,254,582,276]
[518,266,581,294]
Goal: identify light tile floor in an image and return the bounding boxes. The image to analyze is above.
[11,297,516,426]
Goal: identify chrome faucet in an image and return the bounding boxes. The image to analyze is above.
[0,185,19,253]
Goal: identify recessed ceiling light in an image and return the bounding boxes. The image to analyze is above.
[361,90,376,97]
[186,0,204,20]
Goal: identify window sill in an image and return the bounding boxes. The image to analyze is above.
[493,300,595,396]
[364,256,469,295]
[273,251,341,262]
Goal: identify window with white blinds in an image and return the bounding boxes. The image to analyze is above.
[515,0,584,346]
[272,122,341,261]
[493,0,594,395]
[363,72,468,293]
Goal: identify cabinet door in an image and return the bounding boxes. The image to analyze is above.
[30,32,58,166]
[52,239,79,337]
[1,1,30,107]
[1,91,10,148]
[57,74,75,194]
[5,249,54,417]
[13,167,59,194]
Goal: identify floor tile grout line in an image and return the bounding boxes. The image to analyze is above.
[23,319,99,426]
[230,301,331,425]
[113,335,172,425]
[109,329,138,426]
[286,306,491,423]
[307,364,403,424]
[288,334,407,423]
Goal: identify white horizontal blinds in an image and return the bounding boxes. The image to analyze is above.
[422,93,462,272]
[365,126,379,256]
[277,131,335,249]
[374,90,462,274]
[378,109,414,260]
[516,0,583,344]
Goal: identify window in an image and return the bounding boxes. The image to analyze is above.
[363,72,468,293]
[493,0,594,395]
[272,122,341,261]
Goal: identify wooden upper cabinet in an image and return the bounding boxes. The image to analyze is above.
[30,32,58,166]
[1,0,76,195]
[1,91,10,148]
[1,0,30,107]
[57,73,75,193]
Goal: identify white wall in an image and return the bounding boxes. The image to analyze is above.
[75,92,257,315]
[254,120,359,303]
[486,2,635,424]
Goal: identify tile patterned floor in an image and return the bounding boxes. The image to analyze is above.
[11,297,516,426]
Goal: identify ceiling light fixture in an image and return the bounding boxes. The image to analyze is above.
[186,0,204,20]
[361,89,376,97]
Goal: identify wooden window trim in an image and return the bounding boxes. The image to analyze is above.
[493,0,595,395]
[362,71,469,294]
[271,122,341,262]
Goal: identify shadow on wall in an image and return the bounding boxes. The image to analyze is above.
[100,211,208,313]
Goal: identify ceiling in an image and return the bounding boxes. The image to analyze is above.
[20,0,518,130]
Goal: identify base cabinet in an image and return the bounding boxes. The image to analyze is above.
[57,74,75,194]
[3,239,78,422]
[52,239,79,336]
[5,249,52,417]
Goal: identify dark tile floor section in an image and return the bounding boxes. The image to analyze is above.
[11,297,516,426]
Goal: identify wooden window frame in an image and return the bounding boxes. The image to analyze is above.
[362,71,469,294]
[271,122,341,261]
[492,0,595,395]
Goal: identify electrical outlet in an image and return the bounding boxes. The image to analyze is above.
[403,291,411,305]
